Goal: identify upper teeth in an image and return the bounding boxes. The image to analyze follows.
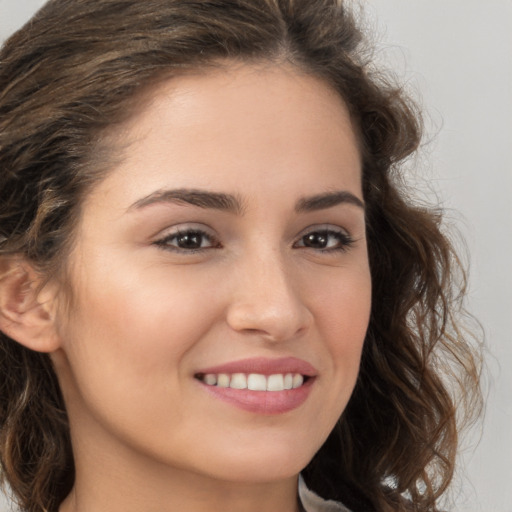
[200,373,304,391]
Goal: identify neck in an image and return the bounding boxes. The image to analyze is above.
[61,471,300,512]
[60,433,301,512]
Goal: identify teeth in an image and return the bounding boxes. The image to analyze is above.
[284,373,293,390]
[230,373,247,389]
[199,372,306,391]
[203,374,217,386]
[247,373,267,391]
[292,374,304,388]
[217,374,230,387]
[267,374,284,391]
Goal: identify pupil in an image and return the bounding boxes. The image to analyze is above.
[178,232,202,249]
[305,232,327,248]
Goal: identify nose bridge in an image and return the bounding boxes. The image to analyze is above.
[226,244,311,341]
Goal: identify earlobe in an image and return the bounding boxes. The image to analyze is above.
[0,257,61,353]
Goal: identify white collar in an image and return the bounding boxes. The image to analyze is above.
[298,475,352,512]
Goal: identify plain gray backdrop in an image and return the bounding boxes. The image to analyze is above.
[0,1,511,511]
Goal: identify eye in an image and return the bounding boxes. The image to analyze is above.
[154,228,220,252]
[294,228,354,252]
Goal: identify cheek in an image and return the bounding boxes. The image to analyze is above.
[311,264,371,379]
[56,260,221,393]
[52,262,226,455]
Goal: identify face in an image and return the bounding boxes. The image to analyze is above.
[51,63,371,485]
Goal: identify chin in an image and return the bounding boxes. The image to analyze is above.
[199,443,316,484]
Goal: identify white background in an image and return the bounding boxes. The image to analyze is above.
[1,1,511,511]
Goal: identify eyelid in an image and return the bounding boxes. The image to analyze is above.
[295,224,351,239]
[153,223,221,252]
[293,224,354,251]
[151,222,355,254]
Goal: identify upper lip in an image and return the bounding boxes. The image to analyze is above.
[195,357,317,377]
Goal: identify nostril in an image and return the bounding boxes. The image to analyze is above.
[226,301,311,340]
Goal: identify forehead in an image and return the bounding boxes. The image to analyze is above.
[83,62,362,213]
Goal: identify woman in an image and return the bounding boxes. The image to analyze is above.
[0,1,482,511]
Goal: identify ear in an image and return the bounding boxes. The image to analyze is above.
[0,257,61,353]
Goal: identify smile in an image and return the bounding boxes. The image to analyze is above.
[196,372,306,391]
[194,357,316,414]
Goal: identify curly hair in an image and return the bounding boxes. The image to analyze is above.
[0,1,482,511]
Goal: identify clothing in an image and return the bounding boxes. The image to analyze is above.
[298,475,352,512]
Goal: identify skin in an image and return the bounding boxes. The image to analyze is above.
[48,62,372,512]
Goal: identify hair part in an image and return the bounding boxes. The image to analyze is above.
[0,1,482,511]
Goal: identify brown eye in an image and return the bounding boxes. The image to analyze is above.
[295,229,354,252]
[155,229,220,252]
[175,231,206,249]
[302,231,330,249]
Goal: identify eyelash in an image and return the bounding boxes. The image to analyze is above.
[154,229,221,253]
[154,227,354,254]
[293,228,354,252]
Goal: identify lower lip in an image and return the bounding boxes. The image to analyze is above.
[198,378,314,415]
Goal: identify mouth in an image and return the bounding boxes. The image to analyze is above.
[193,357,316,414]
[194,372,310,391]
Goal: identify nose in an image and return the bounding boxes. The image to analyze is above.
[225,250,313,343]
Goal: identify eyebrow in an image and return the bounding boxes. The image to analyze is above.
[129,188,364,214]
[295,191,365,212]
[129,188,245,215]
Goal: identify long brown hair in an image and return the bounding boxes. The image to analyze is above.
[0,1,482,511]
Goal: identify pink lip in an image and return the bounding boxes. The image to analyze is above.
[196,356,317,377]
[195,357,317,415]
